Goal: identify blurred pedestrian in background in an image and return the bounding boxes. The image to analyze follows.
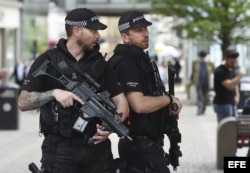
[10,58,27,87]
[213,49,246,123]
[191,51,214,115]
[174,57,182,83]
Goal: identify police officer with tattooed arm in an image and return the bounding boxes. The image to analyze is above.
[18,8,129,173]
[108,11,182,173]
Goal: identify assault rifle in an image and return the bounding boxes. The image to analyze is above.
[32,59,132,143]
[151,60,182,171]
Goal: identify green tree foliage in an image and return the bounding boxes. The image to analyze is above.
[23,15,48,62]
[143,0,250,56]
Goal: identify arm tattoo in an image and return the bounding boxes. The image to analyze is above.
[38,90,54,107]
[20,90,54,110]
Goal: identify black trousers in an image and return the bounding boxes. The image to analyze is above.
[197,84,209,114]
[41,134,114,173]
[118,137,170,173]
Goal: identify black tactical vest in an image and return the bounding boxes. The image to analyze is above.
[39,48,107,137]
[109,44,166,141]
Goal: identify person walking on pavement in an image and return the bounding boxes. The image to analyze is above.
[213,49,245,123]
[10,58,27,87]
[18,8,129,173]
[108,11,182,173]
[191,51,214,115]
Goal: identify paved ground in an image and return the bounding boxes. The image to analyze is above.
[0,86,248,173]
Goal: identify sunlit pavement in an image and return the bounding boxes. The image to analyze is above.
[0,85,248,173]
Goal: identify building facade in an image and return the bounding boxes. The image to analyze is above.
[0,0,22,72]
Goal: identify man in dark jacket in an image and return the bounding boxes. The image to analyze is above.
[191,51,214,115]
[109,11,182,173]
[10,58,27,86]
[18,8,129,173]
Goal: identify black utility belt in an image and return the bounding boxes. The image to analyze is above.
[132,135,164,146]
[47,131,93,146]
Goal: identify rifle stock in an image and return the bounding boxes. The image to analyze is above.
[32,59,132,142]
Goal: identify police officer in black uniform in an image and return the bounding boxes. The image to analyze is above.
[18,8,129,173]
[108,11,182,173]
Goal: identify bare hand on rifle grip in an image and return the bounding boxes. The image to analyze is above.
[169,96,182,119]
